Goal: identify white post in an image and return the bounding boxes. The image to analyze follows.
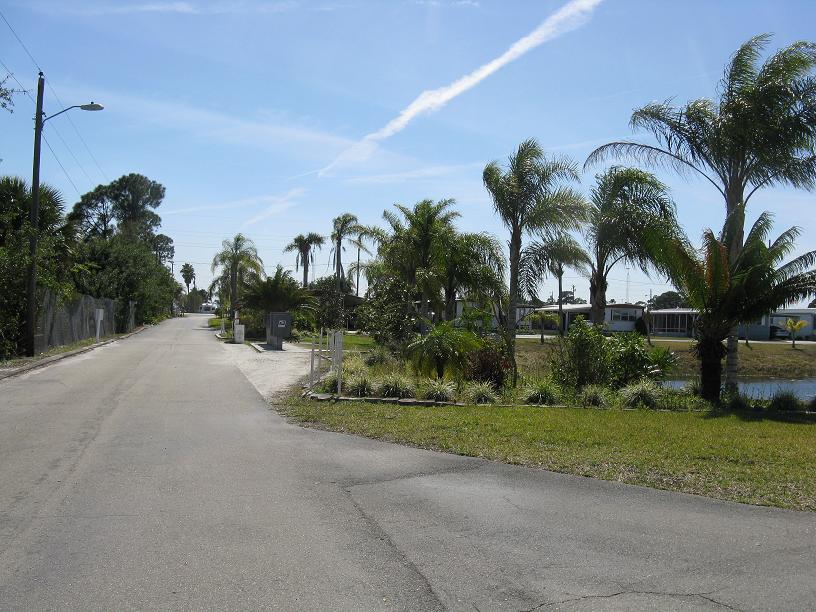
[334,331,344,395]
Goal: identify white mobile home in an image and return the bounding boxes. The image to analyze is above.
[535,303,644,333]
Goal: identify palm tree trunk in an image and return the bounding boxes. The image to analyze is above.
[335,238,342,293]
[356,246,360,297]
[230,266,238,320]
[507,230,521,386]
[589,272,607,326]
[302,248,309,288]
[557,272,564,336]
[700,352,723,403]
[724,187,745,393]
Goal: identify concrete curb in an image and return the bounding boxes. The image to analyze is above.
[0,326,147,382]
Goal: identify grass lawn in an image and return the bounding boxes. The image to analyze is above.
[281,396,816,511]
[298,333,376,350]
[516,337,816,379]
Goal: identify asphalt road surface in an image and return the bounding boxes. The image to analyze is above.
[1,315,813,611]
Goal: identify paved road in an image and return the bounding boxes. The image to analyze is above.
[1,315,813,611]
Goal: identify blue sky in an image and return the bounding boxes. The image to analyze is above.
[2,0,814,303]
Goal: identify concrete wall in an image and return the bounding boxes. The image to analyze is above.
[35,290,118,354]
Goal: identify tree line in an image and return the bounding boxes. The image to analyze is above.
[0,173,178,358]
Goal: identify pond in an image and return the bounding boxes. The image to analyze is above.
[664,378,816,401]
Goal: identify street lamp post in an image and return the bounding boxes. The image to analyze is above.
[25,71,103,356]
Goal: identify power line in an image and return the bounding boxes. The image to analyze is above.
[1,10,102,188]
[0,59,81,196]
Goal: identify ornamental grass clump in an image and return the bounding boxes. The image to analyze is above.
[465,381,497,405]
[346,373,374,398]
[580,384,609,408]
[364,346,392,367]
[317,371,344,394]
[767,390,802,412]
[524,380,561,405]
[421,379,456,402]
[377,373,415,399]
[619,380,661,409]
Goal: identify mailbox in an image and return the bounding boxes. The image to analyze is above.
[266,312,292,344]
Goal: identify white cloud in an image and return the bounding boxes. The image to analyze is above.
[163,189,305,216]
[242,188,305,226]
[319,0,604,176]
[344,162,481,184]
[54,84,352,161]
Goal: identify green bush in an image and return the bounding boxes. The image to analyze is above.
[580,384,609,408]
[646,345,678,379]
[551,318,610,389]
[655,388,710,412]
[808,396,816,412]
[377,373,415,399]
[465,381,497,405]
[421,379,456,402]
[346,373,374,398]
[723,391,753,412]
[317,371,344,394]
[364,346,392,367]
[342,352,366,376]
[768,390,802,412]
[464,338,512,390]
[407,322,481,379]
[619,380,661,409]
[524,380,561,405]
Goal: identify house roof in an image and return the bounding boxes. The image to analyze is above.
[535,303,644,313]
[650,308,699,315]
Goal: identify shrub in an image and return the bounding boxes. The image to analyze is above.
[580,384,609,408]
[346,373,374,398]
[550,318,610,389]
[646,345,678,379]
[808,396,816,412]
[408,322,482,379]
[317,371,344,394]
[421,379,456,402]
[524,380,561,405]
[608,332,662,388]
[464,339,512,389]
[723,391,753,412]
[364,346,392,367]
[767,390,802,412]
[342,353,366,376]
[465,381,497,405]
[655,388,710,412]
[619,380,661,409]
[377,373,415,399]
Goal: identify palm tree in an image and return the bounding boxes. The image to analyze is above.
[330,213,364,293]
[521,233,590,335]
[786,319,809,349]
[586,34,816,390]
[284,232,325,288]
[579,167,677,326]
[243,265,315,314]
[407,321,481,379]
[348,229,375,297]
[659,206,816,402]
[210,233,264,319]
[381,199,461,318]
[483,139,585,384]
[440,232,505,322]
[180,263,195,294]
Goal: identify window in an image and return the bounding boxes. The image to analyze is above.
[611,309,636,322]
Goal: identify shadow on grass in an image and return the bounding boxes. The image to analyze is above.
[704,408,816,424]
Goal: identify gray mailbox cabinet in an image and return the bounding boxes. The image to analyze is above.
[265,312,292,349]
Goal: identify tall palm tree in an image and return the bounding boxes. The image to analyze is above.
[210,233,264,319]
[580,167,677,325]
[483,139,585,384]
[330,213,364,293]
[659,206,816,402]
[180,263,195,294]
[586,34,816,389]
[284,232,325,288]
[348,229,374,297]
[521,233,590,335]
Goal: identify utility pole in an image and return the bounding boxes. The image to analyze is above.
[25,72,45,357]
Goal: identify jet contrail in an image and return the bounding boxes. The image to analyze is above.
[319,0,604,177]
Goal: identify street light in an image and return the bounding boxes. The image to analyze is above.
[25,71,104,356]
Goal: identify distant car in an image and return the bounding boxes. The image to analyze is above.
[199,303,217,313]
